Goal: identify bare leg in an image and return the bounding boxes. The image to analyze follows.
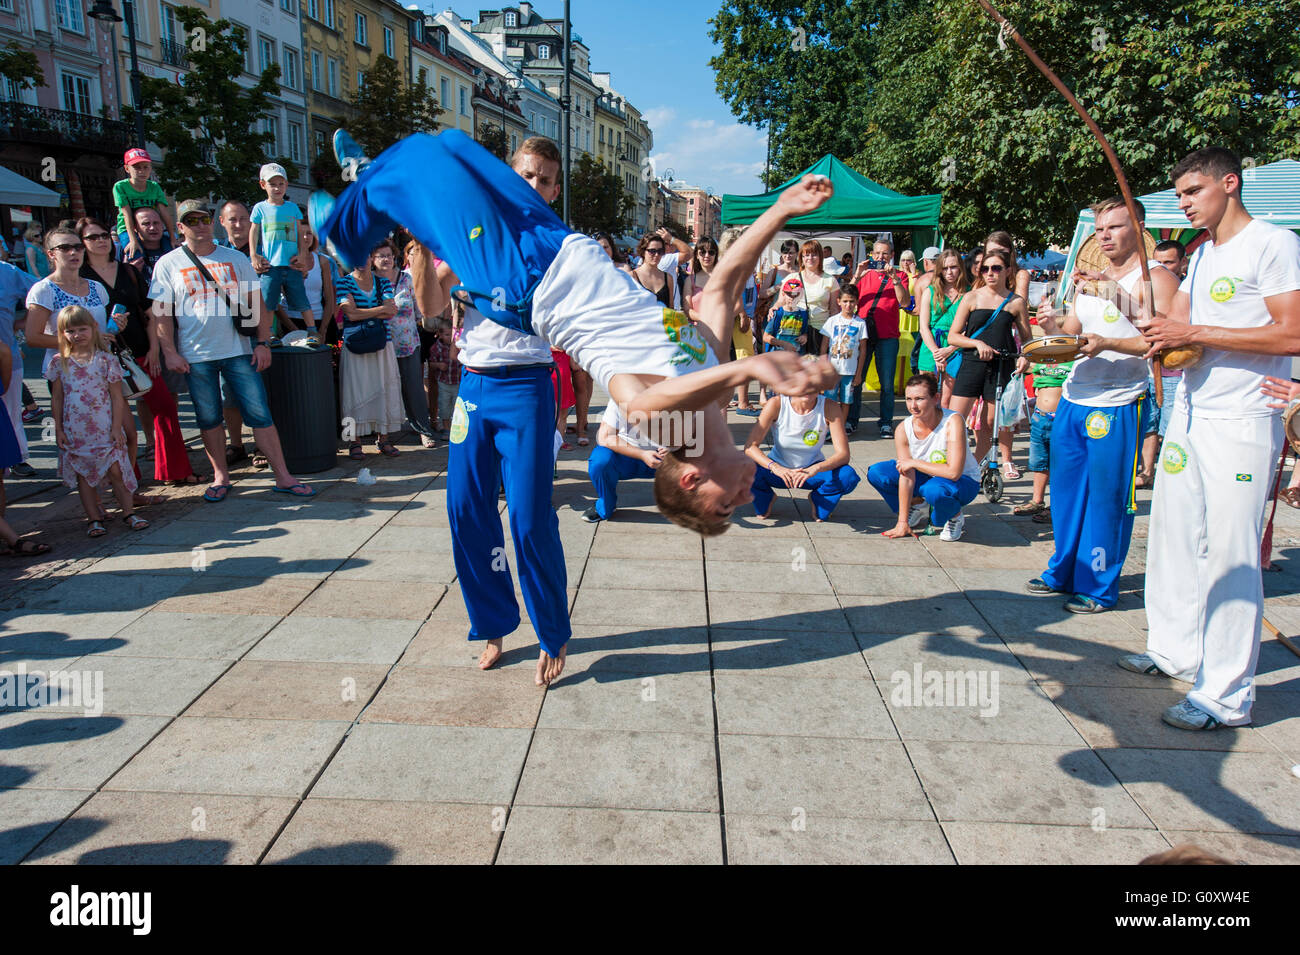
[201,426,232,487]
[136,397,155,451]
[225,407,245,453]
[536,645,567,686]
[882,470,917,538]
[76,475,106,522]
[998,427,1015,473]
[250,425,300,487]
[478,638,502,669]
[105,463,135,519]
[1031,471,1048,504]
[940,374,955,410]
[1140,432,1159,482]
[573,367,591,433]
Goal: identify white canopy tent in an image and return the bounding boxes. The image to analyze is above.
[0,165,60,208]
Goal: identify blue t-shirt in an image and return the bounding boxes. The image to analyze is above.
[336,272,394,341]
[251,200,303,267]
[765,307,810,353]
[0,261,37,352]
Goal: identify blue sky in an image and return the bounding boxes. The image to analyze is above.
[499,1,770,197]
[571,0,768,196]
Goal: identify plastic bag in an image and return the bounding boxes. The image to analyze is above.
[998,373,1029,430]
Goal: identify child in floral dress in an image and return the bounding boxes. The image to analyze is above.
[45,305,148,537]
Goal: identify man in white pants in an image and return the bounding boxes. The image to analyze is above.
[1128,146,1300,730]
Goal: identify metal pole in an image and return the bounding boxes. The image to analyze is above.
[124,0,146,148]
[562,0,571,226]
[108,20,123,126]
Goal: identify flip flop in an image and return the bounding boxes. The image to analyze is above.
[273,482,317,498]
[204,483,232,503]
[252,451,270,469]
[2,537,51,557]
[577,436,589,446]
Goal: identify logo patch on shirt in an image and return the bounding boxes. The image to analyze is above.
[802,429,820,447]
[1162,442,1188,475]
[1101,303,1121,323]
[660,308,708,365]
[929,450,948,464]
[1236,473,1252,482]
[469,225,484,241]
[1209,276,1237,303]
[1084,411,1111,439]
[449,396,470,444]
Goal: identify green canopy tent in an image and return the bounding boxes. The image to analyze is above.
[721,155,943,256]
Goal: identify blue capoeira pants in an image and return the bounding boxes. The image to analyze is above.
[751,463,861,520]
[587,445,656,520]
[448,366,570,657]
[320,130,572,331]
[1040,396,1142,607]
[867,462,978,526]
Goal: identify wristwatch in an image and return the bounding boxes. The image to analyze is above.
[254,339,270,349]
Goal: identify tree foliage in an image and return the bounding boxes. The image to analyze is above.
[0,42,44,90]
[137,8,291,204]
[561,153,633,235]
[342,56,443,157]
[476,122,509,161]
[711,0,1300,251]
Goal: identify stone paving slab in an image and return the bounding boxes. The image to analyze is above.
[247,616,422,665]
[713,673,896,740]
[0,788,94,865]
[0,712,168,791]
[363,664,544,728]
[496,806,722,865]
[941,821,1171,865]
[725,814,954,865]
[98,612,282,660]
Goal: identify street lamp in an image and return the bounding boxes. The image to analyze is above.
[88,0,146,150]
[498,75,521,153]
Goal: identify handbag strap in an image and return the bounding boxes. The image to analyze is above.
[964,292,1014,346]
[181,245,249,322]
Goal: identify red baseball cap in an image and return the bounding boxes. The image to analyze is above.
[123,148,152,166]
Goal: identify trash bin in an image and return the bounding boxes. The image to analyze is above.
[260,343,337,474]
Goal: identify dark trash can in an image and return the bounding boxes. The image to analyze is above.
[260,343,337,474]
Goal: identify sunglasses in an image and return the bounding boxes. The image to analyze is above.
[82,233,112,242]
[644,247,664,255]
[183,215,213,226]
[698,249,717,256]
[50,244,83,253]
[981,265,1005,274]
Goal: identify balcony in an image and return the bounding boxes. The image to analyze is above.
[160,38,189,68]
[0,102,134,154]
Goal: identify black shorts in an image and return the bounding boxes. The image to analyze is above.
[951,353,1012,403]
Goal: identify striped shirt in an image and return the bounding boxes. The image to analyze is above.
[335,272,394,341]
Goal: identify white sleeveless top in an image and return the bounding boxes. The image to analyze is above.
[904,409,979,480]
[287,253,326,322]
[1062,259,1158,407]
[770,395,827,469]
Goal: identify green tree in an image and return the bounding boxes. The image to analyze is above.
[476,122,508,161]
[344,56,443,157]
[559,154,633,234]
[711,0,1300,251]
[137,8,292,202]
[0,42,44,91]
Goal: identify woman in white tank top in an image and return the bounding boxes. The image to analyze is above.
[867,372,981,540]
[743,391,860,521]
[282,228,336,333]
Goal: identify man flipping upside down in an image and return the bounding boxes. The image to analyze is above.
[314,129,839,539]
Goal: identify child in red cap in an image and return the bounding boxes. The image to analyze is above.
[114,148,175,263]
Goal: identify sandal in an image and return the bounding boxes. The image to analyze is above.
[559,442,574,451]
[123,513,150,531]
[203,483,232,503]
[577,436,589,447]
[86,520,107,538]
[225,446,249,466]
[1013,500,1047,516]
[1002,463,1021,480]
[2,537,51,558]
[376,440,400,457]
[348,443,366,461]
[251,450,270,469]
[1281,487,1300,509]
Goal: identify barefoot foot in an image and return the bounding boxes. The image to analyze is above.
[478,638,503,670]
[881,523,913,539]
[535,645,567,686]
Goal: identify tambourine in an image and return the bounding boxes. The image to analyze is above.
[1022,335,1084,364]
[1156,344,1203,370]
[1284,399,1300,456]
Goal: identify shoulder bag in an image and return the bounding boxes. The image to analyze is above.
[182,245,258,337]
[945,293,1013,379]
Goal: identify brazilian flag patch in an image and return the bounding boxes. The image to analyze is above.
[1235,473,1252,482]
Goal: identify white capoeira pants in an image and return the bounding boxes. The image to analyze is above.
[1144,408,1282,725]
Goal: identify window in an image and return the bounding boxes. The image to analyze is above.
[510,133,517,154]
[537,43,549,60]
[310,50,322,90]
[288,121,303,164]
[0,0,14,11]
[327,58,338,97]
[383,26,394,58]
[354,12,367,46]
[598,125,604,144]
[229,23,250,72]
[322,0,335,29]
[504,10,516,26]
[263,116,279,155]
[280,0,295,11]
[60,71,93,114]
[314,129,326,156]
[307,0,318,20]
[258,36,275,75]
[54,0,83,33]
[417,67,427,86]
[357,70,364,91]
[282,47,300,90]
[458,85,467,116]
[440,77,449,106]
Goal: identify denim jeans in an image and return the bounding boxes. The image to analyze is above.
[852,336,900,428]
[187,353,273,431]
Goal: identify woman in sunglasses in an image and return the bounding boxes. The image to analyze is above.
[680,237,719,326]
[77,217,197,488]
[630,233,675,307]
[982,231,1032,480]
[23,223,51,279]
[945,249,1032,466]
[25,227,110,376]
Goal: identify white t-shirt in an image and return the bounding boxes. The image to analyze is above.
[456,303,553,368]
[600,402,657,452]
[531,234,718,388]
[148,244,256,364]
[800,271,840,331]
[26,276,109,376]
[905,409,981,481]
[821,313,868,376]
[770,395,827,469]
[1062,260,1158,407]
[1175,218,1300,419]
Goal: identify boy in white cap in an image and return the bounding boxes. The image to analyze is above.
[249,163,314,330]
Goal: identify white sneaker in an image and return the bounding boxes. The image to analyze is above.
[907,502,928,529]
[939,514,966,541]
